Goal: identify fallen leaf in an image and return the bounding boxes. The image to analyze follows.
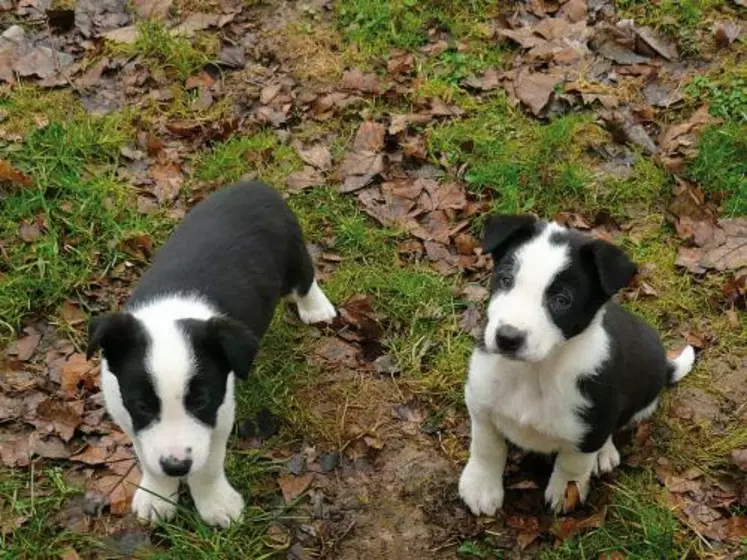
[89,463,141,515]
[460,305,482,338]
[7,326,41,361]
[287,167,324,192]
[171,12,220,37]
[339,121,386,193]
[150,162,183,204]
[714,21,742,48]
[74,0,131,38]
[278,472,314,503]
[659,105,721,172]
[132,0,171,21]
[36,399,83,442]
[60,353,98,398]
[552,506,608,539]
[676,218,747,274]
[100,25,138,44]
[0,159,33,187]
[61,300,86,326]
[515,68,562,115]
[119,233,153,261]
[295,144,332,171]
[341,69,381,95]
[565,481,581,511]
[733,449,747,471]
[185,70,216,90]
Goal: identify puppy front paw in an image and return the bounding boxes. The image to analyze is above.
[593,442,620,476]
[544,472,589,514]
[459,460,505,516]
[192,478,245,528]
[132,487,177,524]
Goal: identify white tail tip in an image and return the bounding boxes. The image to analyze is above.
[669,345,695,384]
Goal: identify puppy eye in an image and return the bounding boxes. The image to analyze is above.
[189,392,209,411]
[551,292,572,310]
[131,400,155,418]
[496,272,514,289]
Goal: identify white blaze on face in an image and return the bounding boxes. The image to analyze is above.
[484,225,570,362]
[134,301,215,477]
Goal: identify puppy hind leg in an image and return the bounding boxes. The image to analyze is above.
[288,242,336,324]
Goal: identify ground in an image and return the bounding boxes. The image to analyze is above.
[0,0,746,558]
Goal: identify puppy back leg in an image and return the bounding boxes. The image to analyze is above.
[288,240,336,324]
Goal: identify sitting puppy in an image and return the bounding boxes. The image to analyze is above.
[459,215,695,515]
[86,181,336,527]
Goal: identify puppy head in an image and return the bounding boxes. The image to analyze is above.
[482,215,637,362]
[87,312,258,477]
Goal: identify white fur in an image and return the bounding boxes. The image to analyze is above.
[460,308,610,515]
[484,223,568,362]
[102,295,242,527]
[670,345,695,383]
[292,280,337,324]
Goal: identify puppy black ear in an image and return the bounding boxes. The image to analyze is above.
[583,239,638,297]
[207,317,259,380]
[482,215,537,258]
[86,312,141,361]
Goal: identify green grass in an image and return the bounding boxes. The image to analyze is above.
[617,0,728,56]
[687,123,747,216]
[0,97,172,338]
[428,97,607,214]
[543,473,695,560]
[338,0,496,58]
[107,20,217,81]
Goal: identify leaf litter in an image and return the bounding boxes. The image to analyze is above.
[1,0,746,556]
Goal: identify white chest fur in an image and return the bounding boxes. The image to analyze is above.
[465,318,610,454]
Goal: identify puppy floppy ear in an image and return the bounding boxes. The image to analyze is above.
[583,239,638,297]
[206,317,259,380]
[86,312,142,361]
[482,215,537,259]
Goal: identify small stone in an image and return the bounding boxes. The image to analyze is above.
[256,408,281,440]
[373,355,400,376]
[288,454,306,476]
[319,452,339,473]
[236,418,256,439]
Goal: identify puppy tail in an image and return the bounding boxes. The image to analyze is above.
[667,345,696,385]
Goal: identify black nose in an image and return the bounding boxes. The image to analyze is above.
[159,457,192,477]
[495,325,526,353]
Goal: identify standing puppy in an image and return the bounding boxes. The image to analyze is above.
[86,181,336,527]
[459,215,695,515]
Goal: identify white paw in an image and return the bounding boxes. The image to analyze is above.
[593,442,621,476]
[458,460,505,516]
[192,479,245,528]
[298,298,337,324]
[544,471,589,514]
[295,282,336,324]
[132,487,177,524]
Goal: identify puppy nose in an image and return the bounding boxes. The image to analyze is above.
[495,325,526,353]
[159,456,192,477]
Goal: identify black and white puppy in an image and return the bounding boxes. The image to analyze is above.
[86,181,336,527]
[459,215,695,515]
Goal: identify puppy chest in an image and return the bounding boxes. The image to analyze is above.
[474,375,587,452]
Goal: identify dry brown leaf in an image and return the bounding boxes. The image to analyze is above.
[0,159,33,187]
[515,68,563,115]
[119,233,153,261]
[552,506,607,539]
[732,449,747,471]
[89,463,141,515]
[132,0,172,21]
[7,326,41,361]
[60,353,98,398]
[676,218,747,274]
[36,398,83,442]
[278,472,314,503]
[61,300,86,326]
[659,105,721,171]
[19,220,41,243]
[342,69,381,95]
[295,144,332,171]
[287,167,324,192]
[339,121,387,193]
[171,12,220,37]
[565,481,581,511]
[150,162,183,204]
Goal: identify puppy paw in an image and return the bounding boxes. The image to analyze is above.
[544,472,589,514]
[459,460,505,516]
[298,298,336,324]
[192,479,244,528]
[132,487,177,524]
[593,442,621,476]
[295,281,337,324]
